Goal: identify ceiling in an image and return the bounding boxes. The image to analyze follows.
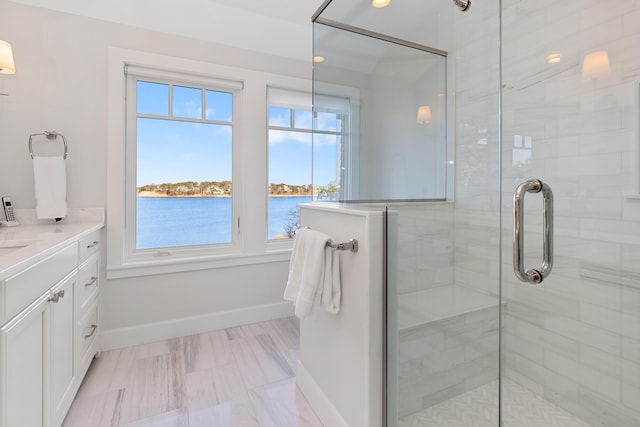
[7,0,327,61]
[7,0,452,66]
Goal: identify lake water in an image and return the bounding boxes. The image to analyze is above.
[136,196,312,249]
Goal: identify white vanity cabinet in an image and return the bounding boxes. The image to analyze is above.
[75,229,101,384]
[1,290,48,427]
[0,224,103,427]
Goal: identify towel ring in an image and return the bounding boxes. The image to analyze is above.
[28,131,68,159]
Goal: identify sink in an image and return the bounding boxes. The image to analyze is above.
[0,240,33,256]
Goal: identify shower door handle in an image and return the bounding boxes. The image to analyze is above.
[513,179,553,284]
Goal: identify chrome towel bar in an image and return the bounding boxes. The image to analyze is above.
[327,239,358,253]
[296,226,359,253]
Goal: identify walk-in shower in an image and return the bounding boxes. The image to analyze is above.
[312,0,640,426]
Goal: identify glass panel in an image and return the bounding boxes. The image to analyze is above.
[314,1,500,426]
[173,85,202,119]
[267,129,312,239]
[293,109,312,130]
[502,1,640,425]
[136,117,232,249]
[268,106,291,127]
[137,81,168,116]
[313,21,447,202]
[312,133,341,201]
[315,111,339,132]
[206,90,233,121]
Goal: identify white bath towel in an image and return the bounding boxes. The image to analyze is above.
[284,228,342,318]
[33,156,68,220]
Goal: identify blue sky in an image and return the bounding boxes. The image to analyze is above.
[136,81,338,187]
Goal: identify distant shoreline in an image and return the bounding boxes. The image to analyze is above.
[137,191,312,198]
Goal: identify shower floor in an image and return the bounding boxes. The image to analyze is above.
[398,379,593,427]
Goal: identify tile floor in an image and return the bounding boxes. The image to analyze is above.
[62,317,323,427]
[398,379,594,427]
[64,316,596,427]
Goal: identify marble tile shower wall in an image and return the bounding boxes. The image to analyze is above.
[499,0,640,425]
[391,203,455,296]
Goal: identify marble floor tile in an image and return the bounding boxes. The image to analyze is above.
[248,378,323,427]
[63,317,321,427]
[183,329,233,373]
[118,352,186,424]
[62,388,124,427]
[226,321,269,340]
[75,347,138,398]
[188,392,260,427]
[262,318,301,372]
[230,334,294,390]
[121,409,188,427]
[185,363,246,410]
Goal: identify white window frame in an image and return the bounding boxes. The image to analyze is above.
[106,48,311,279]
[126,67,241,259]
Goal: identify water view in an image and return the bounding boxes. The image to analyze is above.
[136,196,312,249]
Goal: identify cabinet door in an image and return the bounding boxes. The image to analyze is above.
[1,296,48,427]
[50,274,76,427]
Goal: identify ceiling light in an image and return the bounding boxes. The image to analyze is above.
[313,56,325,63]
[546,53,561,64]
[372,0,390,8]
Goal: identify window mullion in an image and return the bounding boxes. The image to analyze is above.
[201,88,206,121]
[168,84,174,117]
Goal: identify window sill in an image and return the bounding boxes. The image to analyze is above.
[106,249,292,279]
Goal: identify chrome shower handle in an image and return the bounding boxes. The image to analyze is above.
[513,179,554,284]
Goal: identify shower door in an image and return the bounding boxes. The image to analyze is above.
[501,1,640,425]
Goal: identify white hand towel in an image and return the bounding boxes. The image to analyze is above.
[284,228,335,319]
[33,156,68,220]
[321,245,341,314]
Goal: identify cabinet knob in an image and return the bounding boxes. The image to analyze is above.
[47,290,65,303]
[86,241,100,249]
[84,277,97,287]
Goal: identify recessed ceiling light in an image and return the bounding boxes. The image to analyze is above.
[546,53,561,64]
[372,0,390,8]
[313,56,325,63]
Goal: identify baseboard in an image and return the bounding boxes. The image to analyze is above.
[296,360,350,427]
[99,301,294,351]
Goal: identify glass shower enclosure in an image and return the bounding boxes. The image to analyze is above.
[312,0,640,426]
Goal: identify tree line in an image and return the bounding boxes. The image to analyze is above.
[138,181,328,196]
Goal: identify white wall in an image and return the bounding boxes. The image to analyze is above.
[0,0,312,348]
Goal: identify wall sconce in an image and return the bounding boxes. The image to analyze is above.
[581,50,610,82]
[0,39,16,75]
[0,39,16,97]
[417,105,431,124]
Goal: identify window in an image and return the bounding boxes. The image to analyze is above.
[127,68,240,252]
[267,88,313,240]
[107,48,346,278]
[266,88,351,238]
[311,99,349,201]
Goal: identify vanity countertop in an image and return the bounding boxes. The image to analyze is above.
[0,208,104,281]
